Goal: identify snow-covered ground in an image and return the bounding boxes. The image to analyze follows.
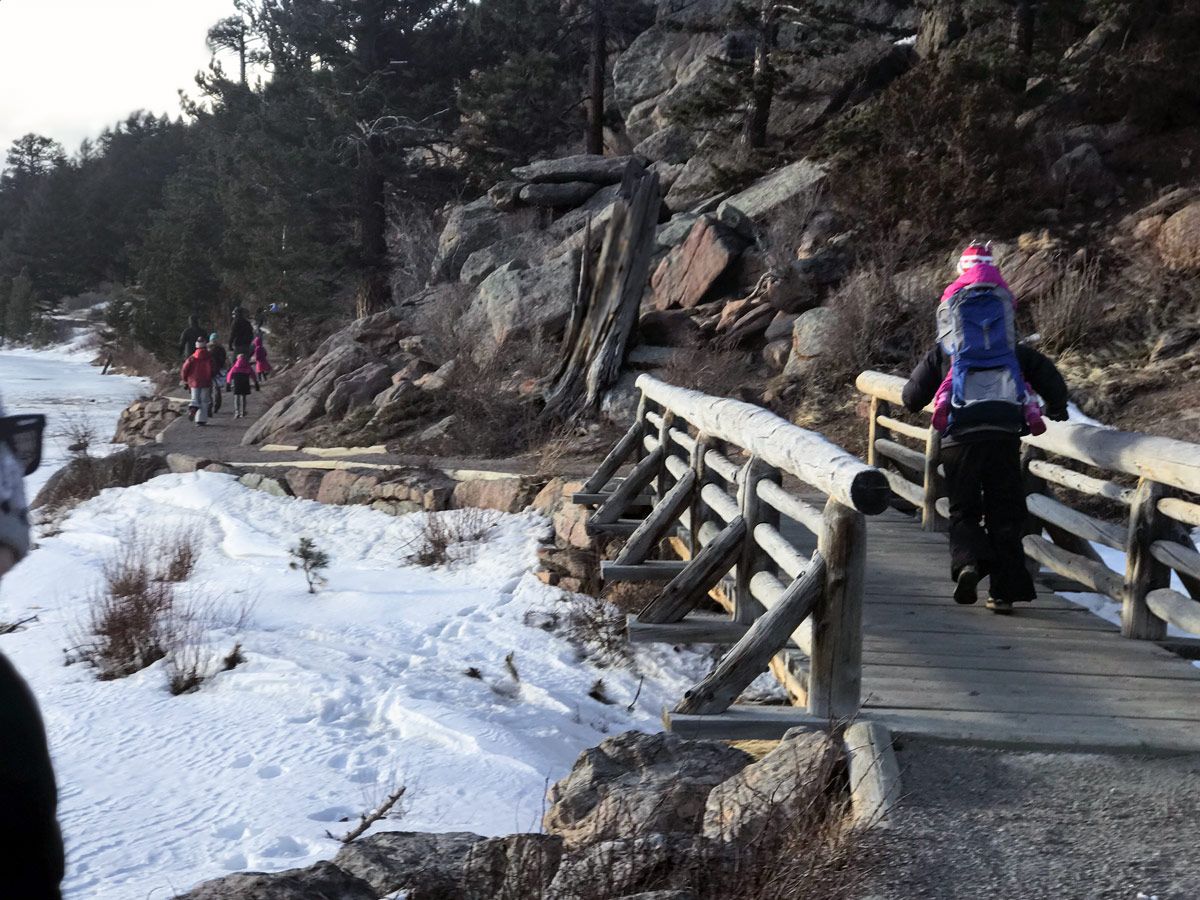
[0,334,151,499]
[1,473,710,898]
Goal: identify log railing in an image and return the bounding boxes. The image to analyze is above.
[577,374,889,720]
[857,370,1200,641]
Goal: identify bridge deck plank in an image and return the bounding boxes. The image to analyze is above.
[706,501,1200,752]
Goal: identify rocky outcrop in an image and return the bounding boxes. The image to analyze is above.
[543,731,752,851]
[512,154,645,185]
[243,341,372,445]
[702,728,841,844]
[452,476,543,513]
[113,397,185,446]
[650,216,748,310]
[469,252,580,347]
[462,833,565,900]
[547,833,741,900]
[332,831,484,899]
[431,198,507,283]
[519,182,602,208]
[173,861,375,900]
[783,307,834,380]
[325,363,393,421]
[716,160,828,234]
[1156,200,1200,271]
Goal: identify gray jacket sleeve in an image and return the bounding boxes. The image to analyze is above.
[0,398,30,560]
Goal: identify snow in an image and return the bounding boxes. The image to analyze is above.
[0,338,151,499]
[2,472,712,899]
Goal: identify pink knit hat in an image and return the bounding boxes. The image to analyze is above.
[957,241,995,274]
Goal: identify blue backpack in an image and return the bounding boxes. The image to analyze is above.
[936,284,1026,432]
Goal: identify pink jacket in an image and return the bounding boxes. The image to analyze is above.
[940,263,1012,305]
[253,337,271,374]
[225,356,258,384]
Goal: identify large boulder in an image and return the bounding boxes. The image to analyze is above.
[546,833,741,900]
[1156,200,1200,271]
[715,160,827,234]
[612,28,723,143]
[332,831,484,900]
[664,157,721,212]
[519,182,602,208]
[431,198,507,283]
[462,833,565,900]
[325,362,393,421]
[173,861,375,900]
[702,727,840,844]
[242,342,372,445]
[783,306,835,379]
[470,252,580,347]
[543,730,752,851]
[452,476,541,513]
[650,216,747,310]
[633,126,693,165]
[512,154,645,185]
[1049,143,1114,203]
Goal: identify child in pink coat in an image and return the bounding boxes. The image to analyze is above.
[253,336,272,381]
[225,353,260,418]
[932,242,1046,435]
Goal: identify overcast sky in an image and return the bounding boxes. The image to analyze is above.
[0,0,238,161]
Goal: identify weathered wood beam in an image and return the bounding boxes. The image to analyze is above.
[613,469,697,566]
[589,445,664,528]
[1026,492,1127,552]
[1027,459,1133,505]
[808,500,866,719]
[755,480,825,536]
[734,457,779,624]
[1146,588,1200,637]
[875,438,925,474]
[579,418,643,494]
[636,374,889,514]
[875,414,929,442]
[923,426,944,533]
[1124,478,1169,641]
[602,560,689,582]
[626,612,748,644]
[845,721,902,830]
[1159,497,1200,529]
[1023,534,1123,600]
[700,482,740,524]
[753,522,808,580]
[883,468,924,509]
[638,516,747,624]
[674,552,826,715]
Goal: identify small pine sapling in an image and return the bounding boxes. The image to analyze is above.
[289,537,330,594]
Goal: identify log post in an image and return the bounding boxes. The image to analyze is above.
[807,499,866,720]
[733,456,781,624]
[922,426,943,532]
[689,433,718,560]
[634,394,649,464]
[655,409,677,502]
[866,397,890,468]
[1124,478,1169,640]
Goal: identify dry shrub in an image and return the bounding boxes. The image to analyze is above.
[388,199,442,301]
[1031,258,1106,354]
[525,592,629,667]
[660,348,760,401]
[34,448,164,530]
[404,508,503,567]
[602,581,660,617]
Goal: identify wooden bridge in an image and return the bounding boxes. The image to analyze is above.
[577,373,1200,753]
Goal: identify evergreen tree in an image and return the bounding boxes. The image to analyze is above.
[4,269,36,342]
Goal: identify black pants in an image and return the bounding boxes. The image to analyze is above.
[941,437,1036,603]
[0,654,64,898]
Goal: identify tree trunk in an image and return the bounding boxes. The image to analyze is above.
[1014,0,1035,59]
[587,0,607,156]
[353,1,393,318]
[742,0,777,151]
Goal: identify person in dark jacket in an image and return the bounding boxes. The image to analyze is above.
[0,395,65,899]
[207,334,228,416]
[179,315,206,359]
[903,343,1070,613]
[229,307,255,357]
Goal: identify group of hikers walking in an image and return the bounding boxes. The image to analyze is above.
[179,307,272,425]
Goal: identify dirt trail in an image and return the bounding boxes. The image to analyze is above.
[855,739,1200,900]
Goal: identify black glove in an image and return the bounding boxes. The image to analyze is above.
[255,384,260,392]
[1046,407,1069,422]
[225,384,231,393]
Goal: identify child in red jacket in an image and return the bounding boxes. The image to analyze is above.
[180,339,216,426]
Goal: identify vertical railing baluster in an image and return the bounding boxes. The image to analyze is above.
[807,499,866,719]
[734,456,780,625]
[1124,478,1168,640]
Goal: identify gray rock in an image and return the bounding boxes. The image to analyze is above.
[462,833,565,900]
[655,214,700,252]
[238,473,291,497]
[649,161,686,193]
[166,453,208,474]
[172,860,375,900]
[612,28,722,142]
[784,307,834,379]
[547,833,741,900]
[431,198,507,283]
[325,362,393,420]
[417,414,457,444]
[512,154,645,185]
[915,3,965,58]
[415,360,456,392]
[460,231,560,286]
[488,180,525,211]
[600,372,643,427]
[519,181,601,208]
[285,468,325,500]
[547,184,625,242]
[715,160,827,232]
[633,125,693,164]
[764,312,798,343]
[332,830,484,899]
[664,157,720,213]
[243,342,372,445]
[33,448,167,512]
[650,215,747,310]
[703,727,839,844]
[614,893,698,900]
[1049,143,1113,200]
[543,730,752,851]
[656,0,737,28]
[471,253,580,347]
[373,379,415,408]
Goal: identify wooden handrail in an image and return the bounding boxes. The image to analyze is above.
[637,374,889,515]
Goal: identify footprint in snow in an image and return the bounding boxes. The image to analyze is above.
[257,764,284,779]
[230,753,254,769]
